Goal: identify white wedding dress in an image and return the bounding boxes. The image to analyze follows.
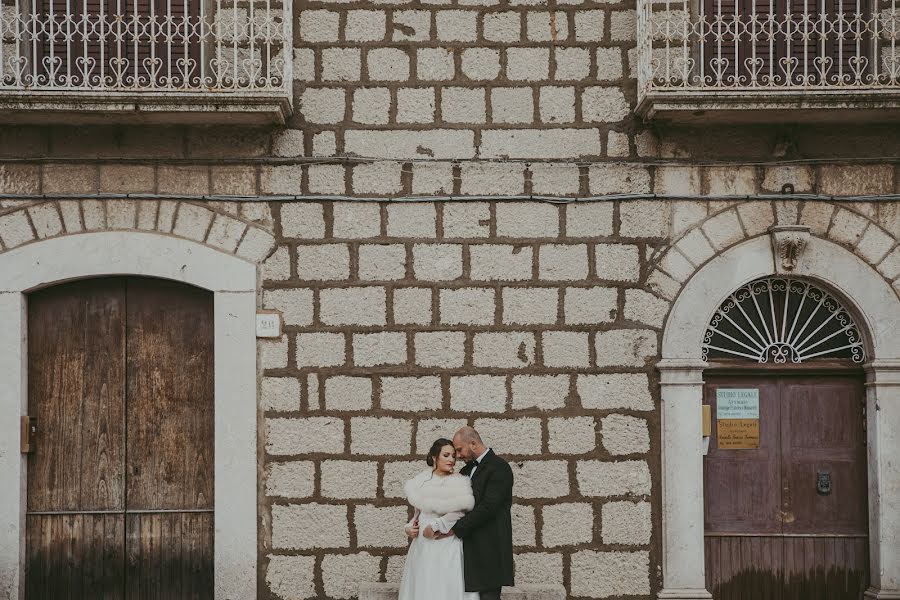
[399,470,480,600]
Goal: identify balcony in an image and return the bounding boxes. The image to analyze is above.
[0,0,291,124]
[636,0,900,122]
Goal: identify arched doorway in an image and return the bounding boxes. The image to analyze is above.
[24,276,214,599]
[656,234,900,600]
[701,277,868,598]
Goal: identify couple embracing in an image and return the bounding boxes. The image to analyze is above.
[399,426,514,600]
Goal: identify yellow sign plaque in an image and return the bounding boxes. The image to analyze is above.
[717,418,760,449]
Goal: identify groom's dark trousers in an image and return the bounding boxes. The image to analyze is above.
[452,449,515,594]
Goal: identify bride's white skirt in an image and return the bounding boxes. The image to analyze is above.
[398,512,480,600]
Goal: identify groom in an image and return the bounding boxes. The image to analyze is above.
[427,426,514,600]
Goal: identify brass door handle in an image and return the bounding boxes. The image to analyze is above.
[21,416,36,454]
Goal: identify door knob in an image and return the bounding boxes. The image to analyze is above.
[817,471,832,495]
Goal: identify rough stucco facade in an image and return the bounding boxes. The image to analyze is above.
[2,0,900,597]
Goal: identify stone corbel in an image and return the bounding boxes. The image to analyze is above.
[769,225,811,274]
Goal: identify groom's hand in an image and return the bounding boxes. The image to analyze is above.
[432,530,455,540]
[422,525,435,539]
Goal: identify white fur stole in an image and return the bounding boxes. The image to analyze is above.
[404,470,475,515]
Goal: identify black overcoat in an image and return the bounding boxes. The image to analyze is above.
[452,449,514,592]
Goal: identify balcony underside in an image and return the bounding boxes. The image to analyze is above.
[0,90,292,125]
[637,90,900,124]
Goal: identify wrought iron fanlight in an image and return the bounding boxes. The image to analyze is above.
[702,278,865,364]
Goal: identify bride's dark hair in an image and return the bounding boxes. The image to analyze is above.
[426,438,454,467]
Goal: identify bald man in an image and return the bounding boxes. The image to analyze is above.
[431,426,514,600]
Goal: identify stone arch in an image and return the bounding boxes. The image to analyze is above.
[0,229,259,600]
[646,200,900,306]
[656,232,900,599]
[0,199,277,263]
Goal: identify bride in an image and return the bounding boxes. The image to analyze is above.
[399,438,479,600]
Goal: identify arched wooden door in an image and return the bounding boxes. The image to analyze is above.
[25,277,214,599]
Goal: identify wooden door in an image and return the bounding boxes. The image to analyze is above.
[704,374,868,600]
[25,277,213,600]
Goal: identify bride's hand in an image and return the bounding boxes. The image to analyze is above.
[405,523,419,539]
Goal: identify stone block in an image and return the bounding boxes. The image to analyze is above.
[296,333,347,368]
[857,225,894,264]
[596,47,624,81]
[263,288,314,326]
[506,48,550,81]
[481,129,603,160]
[450,375,507,412]
[415,331,466,368]
[595,329,657,367]
[819,165,894,196]
[511,375,570,410]
[514,554,564,587]
[320,287,387,326]
[566,203,614,238]
[706,166,757,196]
[354,162,404,195]
[502,287,558,325]
[555,47,591,81]
[58,200,84,233]
[271,503,349,550]
[265,461,314,499]
[602,414,650,455]
[262,377,302,412]
[702,208,745,250]
[353,332,408,367]
[491,88,535,125]
[530,164,581,196]
[512,460,570,498]
[539,86,576,124]
[368,48,411,81]
[470,244,533,281]
[324,376,373,411]
[299,9,339,41]
[359,244,407,281]
[413,243,464,280]
[542,331,590,368]
[280,204,325,239]
[266,554,316,599]
[828,208,869,246]
[442,87,487,124]
[483,11,521,42]
[99,165,154,193]
[393,288,433,325]
[589,164,651,195]
[260,338,288,369]
[321,460,378,499]
[157,165,209,195]
[299,87,346,124]
[322,553,382,599]
[527,11,569,41]
[542,503,593,547]
[539,244,589,280]
[443,202,491,238]
[41,164,95,194]
[578,374,653,411]
[322,48,362,82]
[346,10,386,41]
[799,202,835,236]
[624,289,669,328]
[582,87,629,123]
[206,214,246,253]
[171,203,212,241]
[440,288,496,325]
[351,417,412,454]
[381,376,443,411]
[570,551,650,597]
[620,200,669,238]
[460,163,525,196]
[564,286,618,324]
[266,417,344,455]
[211,165,256,196]
[353,88,392,125]
[511,504,537,547]
[473,418,542,455]
[27,203,63,239]
[387,203,437,237]
[473,332,536,368]
[105,200,137,230]
[496,203,559,238]
[574,10,604,41]
[461,48,502,80]
[601,501,651,545]
[655,166,702,196]
[675,229,714,266]
[416,48,456,81]
[672,201,707,236]
[576,460,651,496]
[436,10,478,41]
[762,165,814,193]
[296,244,350,280]
[332,203,381,239]
[397,87,437,125]
[594,243,640,282]
[355,505,409,548]
[548,417,596,454]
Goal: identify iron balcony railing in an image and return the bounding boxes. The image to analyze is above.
[0,0,287,93]
[638,0,900,92]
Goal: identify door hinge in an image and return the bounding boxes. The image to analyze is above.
[21,416,36,454]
